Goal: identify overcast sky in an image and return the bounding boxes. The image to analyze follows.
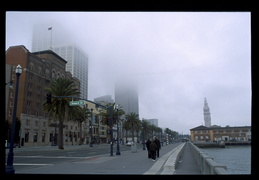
[6,11,251,134]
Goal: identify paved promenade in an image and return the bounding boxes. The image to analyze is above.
[5,142,201,175]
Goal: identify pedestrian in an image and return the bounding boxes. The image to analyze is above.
[146,139,151,158]
[149,140,157,161]
[153,136,161,158]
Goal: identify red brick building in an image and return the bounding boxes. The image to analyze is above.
[6,45,81,146]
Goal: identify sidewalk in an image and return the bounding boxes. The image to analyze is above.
[14,142,183,175]
[174,142,201,174]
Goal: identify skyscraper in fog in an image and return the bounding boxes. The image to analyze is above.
[115,79,139,115]
[32,23,88,99]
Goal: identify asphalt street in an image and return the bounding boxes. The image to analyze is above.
[5,142,185,175]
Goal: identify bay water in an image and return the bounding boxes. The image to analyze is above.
[202,146,251,174]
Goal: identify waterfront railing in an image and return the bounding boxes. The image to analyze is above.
[189,142,229,174]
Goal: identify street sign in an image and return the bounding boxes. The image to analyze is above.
[69,100,85,106]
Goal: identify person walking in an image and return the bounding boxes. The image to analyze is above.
[149,140,157,161]
[146,139,151,158]
[153,136,161,158]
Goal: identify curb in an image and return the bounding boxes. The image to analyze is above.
[160,142,186,174]
[143,142,186,175]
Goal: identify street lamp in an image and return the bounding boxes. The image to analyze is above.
[115,105,120,155]
[6,64,22,174]
[89,108,93,147]
[109,105,114,156]
[142,119,146,150]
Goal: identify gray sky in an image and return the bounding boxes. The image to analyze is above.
[6,11,251,134]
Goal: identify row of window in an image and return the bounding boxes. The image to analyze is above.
[28,62,65,81]
[194,129,250,134]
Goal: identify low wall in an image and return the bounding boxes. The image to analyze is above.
[160,142,186,174]
[189,142,229,174]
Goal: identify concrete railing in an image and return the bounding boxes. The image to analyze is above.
[189,142,229,174]
[160,142,186,174]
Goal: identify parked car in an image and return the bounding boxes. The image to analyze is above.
[126,141,133,146]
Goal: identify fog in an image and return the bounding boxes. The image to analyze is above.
[6,11,251,134]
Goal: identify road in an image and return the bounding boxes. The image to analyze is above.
[5,142,184,174]
[5,143,146,173]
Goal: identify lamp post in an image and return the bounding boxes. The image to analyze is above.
[109,105,113,156]
[89,108,93,147]
[142,119,146,150]
[6,64,22,174]
[115,105,120,155]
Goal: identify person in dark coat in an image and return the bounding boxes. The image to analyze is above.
[149,140,157,161]
[153,136,161,158]
[146,139,151,158]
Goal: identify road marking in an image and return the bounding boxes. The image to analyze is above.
[13,163,53,166]
[15,155,91,159]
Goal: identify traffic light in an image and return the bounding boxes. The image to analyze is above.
[46,93,52,104]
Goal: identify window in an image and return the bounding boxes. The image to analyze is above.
[34,132,38,142]
[25,132,29,142]
[38,66,42,75]
[42,133,45,142]
[29,62,34,71]
[52,69,56,80]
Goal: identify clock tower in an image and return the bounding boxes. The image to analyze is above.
[203,98,212,127]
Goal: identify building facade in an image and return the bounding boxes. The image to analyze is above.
[190,125,251,142]
[5,45,84,147]
[82,101,108,144]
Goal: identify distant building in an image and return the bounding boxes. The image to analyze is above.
[114,79,139,115]
[203,98,212,127]
[94,95,114,104]
[190,125,251,142]
[143,118,159,127]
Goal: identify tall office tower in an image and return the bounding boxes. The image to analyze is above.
[114,79,139,116]
[32,23,88,99]
[203,98,212,127]
[53,44,88,99]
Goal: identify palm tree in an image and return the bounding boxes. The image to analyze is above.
[43,77,80,149]
[141,120,151,140]
[99,103,125,142]
[69,106,90,145]
[125,112,139,142]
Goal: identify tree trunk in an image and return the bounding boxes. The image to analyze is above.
[132,123,134,142]
[58,120,64,149]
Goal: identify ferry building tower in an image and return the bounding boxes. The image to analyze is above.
[203,98,212,127]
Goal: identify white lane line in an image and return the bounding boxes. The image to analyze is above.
[13,163,53,166]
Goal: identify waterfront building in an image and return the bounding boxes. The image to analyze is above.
[5,45,82,147]
[190,125,251,142]
[203,98,212,127]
